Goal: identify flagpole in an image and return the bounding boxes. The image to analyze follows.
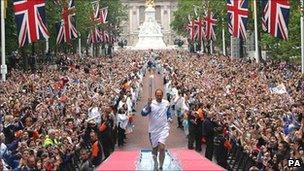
[78,34,82,58]
[91,43,93,57]
[222,18,226,56]
[301,0,304,74]
[45,38,49,53]
[253,0,260,63]
[1,0,7,81]
[210,40,213,55]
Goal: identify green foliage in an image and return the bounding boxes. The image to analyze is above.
[207,0,229,53]
[4,1,18,55]
[170,0,202,36]
[100,0,127,36]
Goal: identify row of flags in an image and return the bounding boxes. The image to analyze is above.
[12,0,114,48]
[187,0,290,43]
[87,27,116,44]
[187,11,217,45]
[87,1,114,44]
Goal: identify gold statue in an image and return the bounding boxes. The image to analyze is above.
[146,0,155,7]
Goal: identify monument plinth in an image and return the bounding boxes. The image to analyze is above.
[134,1,167,49]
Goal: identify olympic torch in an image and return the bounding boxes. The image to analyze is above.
[149,74,154,98]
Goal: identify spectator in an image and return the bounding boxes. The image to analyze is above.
[158,50,304,170]
[78,148,93,171]
[0,51,145,170]
[214,127,229,169]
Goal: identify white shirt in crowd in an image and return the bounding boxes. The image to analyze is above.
[0,143,7,159]
[117,113,129,130]
[170,87,179,104]
[164,80,171,96]
[88,106,101,124]
[126,96,133,113]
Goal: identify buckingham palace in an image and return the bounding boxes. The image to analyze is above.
[120,0,178,46]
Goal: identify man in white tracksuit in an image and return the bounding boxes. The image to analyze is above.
[141,89,172,171]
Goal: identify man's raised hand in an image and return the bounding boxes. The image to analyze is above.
[148,98,152,106]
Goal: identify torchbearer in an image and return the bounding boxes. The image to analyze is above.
[141,89,172,171]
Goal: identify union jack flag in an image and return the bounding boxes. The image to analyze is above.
[194,17,205,45]
[205,11,217,41]
[227,0,249,40]
[262,0,290,40]
[87,27,102,44]
[91,1,100,20]
[187,19,197,43]
[108,35,116,45]
[91,1,108,24]
[101,30,110,43]
[99,7,108,24]
[56,0,78,44]
[13,0,49,47]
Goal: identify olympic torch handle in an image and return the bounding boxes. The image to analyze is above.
[149,74,154,99]
[149,77,152,98]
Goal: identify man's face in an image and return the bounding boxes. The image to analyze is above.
[80,151,89,160]
[22,150,30,159]
[90,132,97,141]
[28,157,36,168]
[278,143,284,151]
[155,90,163,103]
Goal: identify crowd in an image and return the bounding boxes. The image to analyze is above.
[0,48,303,171]
[160,50,304,171]
[0,50,147,170]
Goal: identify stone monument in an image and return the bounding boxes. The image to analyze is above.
[134,0,167,49]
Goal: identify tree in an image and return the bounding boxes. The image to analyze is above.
[171,0,201,37]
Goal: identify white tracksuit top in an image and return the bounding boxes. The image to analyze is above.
[142,99,171,133]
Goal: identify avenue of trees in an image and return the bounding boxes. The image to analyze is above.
[171,0,302,62]
[3,0,127,56]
